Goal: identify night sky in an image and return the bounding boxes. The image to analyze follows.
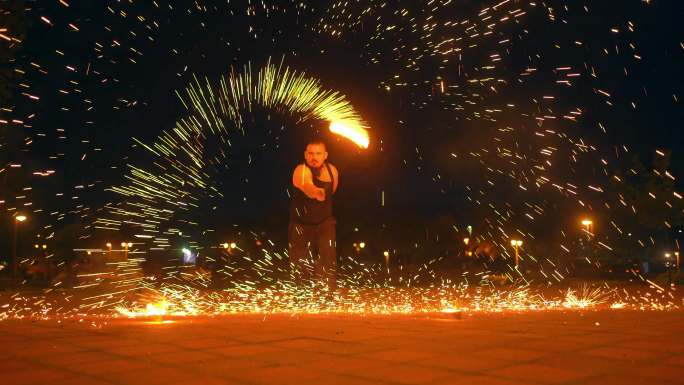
[1,0,683,261]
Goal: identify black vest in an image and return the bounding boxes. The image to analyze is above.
[290,162,334,225]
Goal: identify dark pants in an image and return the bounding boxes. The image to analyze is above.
[288,217,337,290]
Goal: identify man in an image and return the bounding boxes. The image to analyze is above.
[289,139,339,292]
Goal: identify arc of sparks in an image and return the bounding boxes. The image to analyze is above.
[182,57,370,148]
[99,58,369,238]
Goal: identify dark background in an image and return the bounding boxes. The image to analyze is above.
[1,0,683,267]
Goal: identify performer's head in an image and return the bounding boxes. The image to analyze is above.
[304,138,328,169]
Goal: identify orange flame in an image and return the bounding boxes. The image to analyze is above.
[329,120,369,149]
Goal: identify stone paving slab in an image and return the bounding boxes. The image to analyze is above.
[2,310,684,385]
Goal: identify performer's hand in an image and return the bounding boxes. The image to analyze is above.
[315,188,326,201]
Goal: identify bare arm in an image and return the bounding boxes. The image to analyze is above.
[330,163,339,193]
[292,164,325,201]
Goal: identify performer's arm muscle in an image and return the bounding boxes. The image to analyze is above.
[293,165,324,200]
[330,164,339,193]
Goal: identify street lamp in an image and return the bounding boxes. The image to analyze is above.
[510,239,523,268]
[463,237,469,246]
[675,251,680,270]
[581,219,593,239]
[352,242,365,256]
[12,214,27,282]
[383,250,390,269]
[121,242,132,259]
[665,252,672,285]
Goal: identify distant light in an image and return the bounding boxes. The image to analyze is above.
[230,242,237,249]
[359,242,366,249]
[181,248,196,264]
[222,242,229,249]
[581,219,593,226]
[15,215,27,222]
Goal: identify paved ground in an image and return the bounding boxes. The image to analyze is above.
[2,310,683,385]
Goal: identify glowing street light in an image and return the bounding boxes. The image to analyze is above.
[12,214,27,281]
[352,242,365,255]
[121,242,132,259]
[581,219,593,239]
[181,248,196,264]
[675,251,680,270]
[510,239,523,268]
[383,250,390,269]
[463,237,470,246]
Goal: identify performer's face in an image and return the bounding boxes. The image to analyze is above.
[304,143,328,168]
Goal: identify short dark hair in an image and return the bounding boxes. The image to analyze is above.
[305,138,327,150]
